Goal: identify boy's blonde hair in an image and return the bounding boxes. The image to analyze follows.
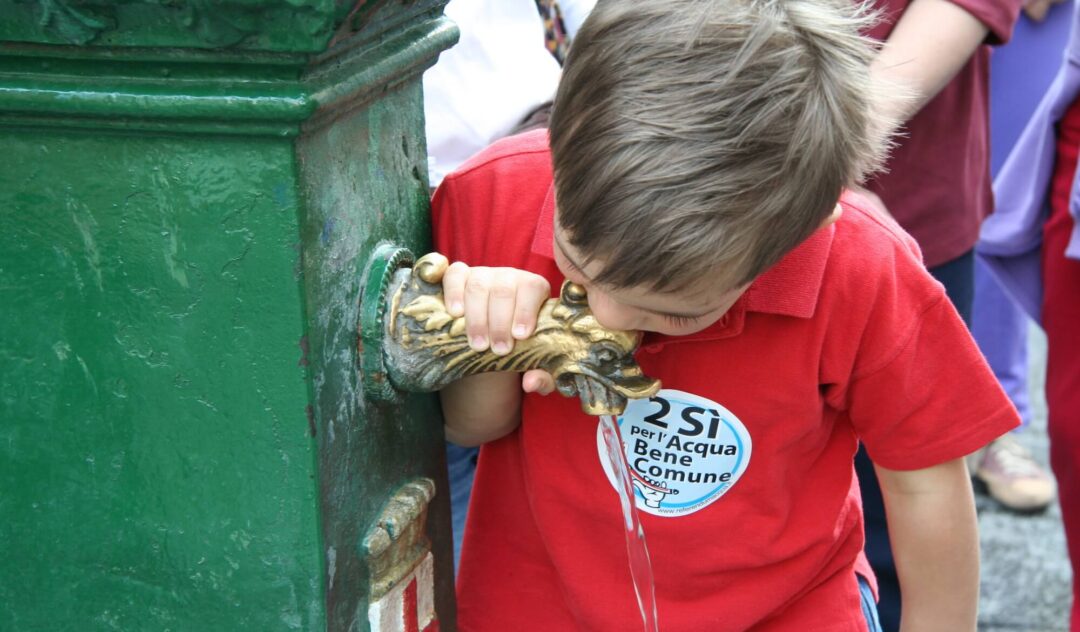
[549,0,890,293]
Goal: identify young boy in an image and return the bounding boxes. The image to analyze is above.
[431,0,1019,629]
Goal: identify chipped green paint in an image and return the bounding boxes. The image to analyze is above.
[0,1,458,630]
[295,84,456,628]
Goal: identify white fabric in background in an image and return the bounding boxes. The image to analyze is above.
[423,0,563,186]
[558,0,597,38]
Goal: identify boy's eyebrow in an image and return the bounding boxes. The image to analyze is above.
[553,233,720,320]
[553,234,594,282]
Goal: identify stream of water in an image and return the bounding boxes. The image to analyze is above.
[599,414,660,632]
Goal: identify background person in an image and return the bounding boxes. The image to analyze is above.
[981,2,1080,625]
[855,0,1023,626]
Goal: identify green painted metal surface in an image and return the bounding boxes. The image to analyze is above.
[1,129,326,630]
[0,1,458,629]
[0,0,348,51]
[296,76,455,631]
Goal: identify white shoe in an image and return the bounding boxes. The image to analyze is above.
[970,434,1056,514]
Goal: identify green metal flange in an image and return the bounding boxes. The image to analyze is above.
[359,242,415,401]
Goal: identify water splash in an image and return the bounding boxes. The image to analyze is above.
[599,414,659,632]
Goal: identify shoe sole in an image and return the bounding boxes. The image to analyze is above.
[971,476,1053,516]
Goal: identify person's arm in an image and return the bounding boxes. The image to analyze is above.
[873,0,991,124]
[875,457,980,631]
[437,258,557,446]
[441,373,525,446]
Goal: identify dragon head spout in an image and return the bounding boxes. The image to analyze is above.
[524,282,661,415]
[380,254,661,415]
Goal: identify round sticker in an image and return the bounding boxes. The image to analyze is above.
[597,389,752,517]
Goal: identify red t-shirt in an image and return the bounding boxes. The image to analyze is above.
[433,131,1018,631]
[865,0,1021,267]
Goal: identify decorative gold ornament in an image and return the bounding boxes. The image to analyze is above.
[381,253,661,415]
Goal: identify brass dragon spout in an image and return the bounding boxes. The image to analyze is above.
[372,251,661,415]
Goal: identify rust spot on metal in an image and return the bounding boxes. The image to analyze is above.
[305,404,316,437]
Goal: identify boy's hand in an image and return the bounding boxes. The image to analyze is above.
[441,260,552,360]
[437,260,558,445]
[521,369,556,396]
[1023,0,1063,22]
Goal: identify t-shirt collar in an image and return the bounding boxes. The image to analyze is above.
[530,183,558,262]
[530,183,834,321]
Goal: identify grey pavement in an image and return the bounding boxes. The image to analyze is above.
[978,325,1072,631]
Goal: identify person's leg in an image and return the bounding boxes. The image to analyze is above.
[856,249,976,632]
[446,442,479,574]
[858,574,884,632]
[855,447,899,631]
[1043,211,1080,630]
[1043,132,1080,630]
[973,258,1032,425]
[970,258,1056,512]
[929,250,976,326]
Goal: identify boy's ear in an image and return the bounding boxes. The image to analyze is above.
[820,203,843,228]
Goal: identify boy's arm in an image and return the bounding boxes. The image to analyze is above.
[872,0,993,123]
[441,373,525,446]
[441,370,556,446]
[875,458,980,631]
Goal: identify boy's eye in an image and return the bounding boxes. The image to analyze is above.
[662,313,703,327]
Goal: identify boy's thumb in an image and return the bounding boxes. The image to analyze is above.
[522,370,555,395]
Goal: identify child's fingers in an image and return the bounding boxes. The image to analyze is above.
[463,267,493,351]
[512,275,550,340]
[522,369,555,395]
[442,261,471,318]
[444,264,547,355]
[487,269,519,355]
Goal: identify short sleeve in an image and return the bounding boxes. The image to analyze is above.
[868,0,1021,47]
[428,130,560,277]
[947,0,1022,45]
[431,176,468,262]
[846,295,1020,470]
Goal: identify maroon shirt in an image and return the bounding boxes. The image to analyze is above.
[866,0,1022,267]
